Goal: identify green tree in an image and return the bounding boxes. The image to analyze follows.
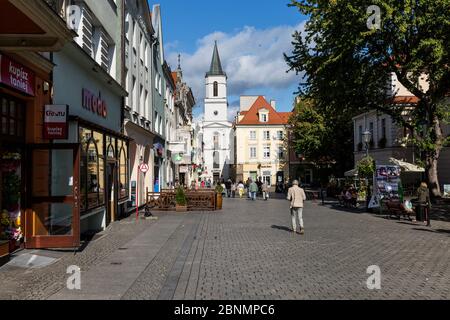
[285,0,450,197]
[288,99,327,161]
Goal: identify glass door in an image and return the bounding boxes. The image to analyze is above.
[25,144,80,248]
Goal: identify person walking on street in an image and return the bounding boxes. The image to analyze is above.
[249,179,258,201]
[416,182,432,227]
[238,181,245,198]
[262,181,269,200]
[225,179,232,198]
[231,181,236,198]
[287,180,307,234]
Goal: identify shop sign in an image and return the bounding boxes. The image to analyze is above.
[82,88,108,118]
[43,105,68,139]
[0,54,35,96]
[179,166,188,173]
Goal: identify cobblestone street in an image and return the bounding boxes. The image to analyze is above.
[1,197,450,300]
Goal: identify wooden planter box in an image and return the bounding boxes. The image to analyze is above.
[0,240,10,265]
[176,205,188,212]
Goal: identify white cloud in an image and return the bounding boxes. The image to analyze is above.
[166,22,305,121]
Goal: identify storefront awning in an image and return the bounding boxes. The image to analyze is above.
[0,0,76,51]
[389,158,425,173]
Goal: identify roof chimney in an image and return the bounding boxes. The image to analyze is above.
[270,100,276,110]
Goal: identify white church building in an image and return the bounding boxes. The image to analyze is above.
[201,42,234,183]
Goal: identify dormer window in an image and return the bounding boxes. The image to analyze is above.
[259,109,269,123]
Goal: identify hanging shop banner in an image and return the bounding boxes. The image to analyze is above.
[375,165,401,200]
[0,54,35,96]
[43,105,69,139]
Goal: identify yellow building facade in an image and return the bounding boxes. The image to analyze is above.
[234,96,291,190]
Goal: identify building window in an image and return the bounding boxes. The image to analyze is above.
[213,133,220,150]
[278,146,284,159]
[277,131,283,140]
[262,171,271,186]
[260,113,268,123]
[118,141,129,200]
[213,151,220,169]
[80,128,105,213]
[263,131,270,140]
[358,125,363,144]
[263,146,270,159]
[213,81,218,97]
[381,118,386,139]
[249,131,256,140]
[250,147,257,159]
[1,96,25,138]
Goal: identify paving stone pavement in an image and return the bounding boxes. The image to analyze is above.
[1,197,450,300]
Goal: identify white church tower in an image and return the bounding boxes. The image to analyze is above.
[202,42,234,183]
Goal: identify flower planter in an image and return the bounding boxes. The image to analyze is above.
[0,240,9,258]
[9,239,18,253]
[176,205,188,212]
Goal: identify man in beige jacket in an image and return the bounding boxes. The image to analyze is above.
[287,180,307,234]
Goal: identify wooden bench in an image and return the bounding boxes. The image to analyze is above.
[386,201,415,220]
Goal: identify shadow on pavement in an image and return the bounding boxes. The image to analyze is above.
[412,228,450,236]
[271,225,292,233]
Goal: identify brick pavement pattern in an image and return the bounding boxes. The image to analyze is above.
[1,197,450,300]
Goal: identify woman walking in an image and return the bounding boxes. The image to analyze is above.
[238,181,245,198]
[416,182,432,227]
[262,181,269,200]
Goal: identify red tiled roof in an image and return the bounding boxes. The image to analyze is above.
[237,96,292,125]
[391,96,420,104]
[171,72,178,84]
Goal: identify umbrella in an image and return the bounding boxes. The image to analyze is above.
[344,168,358,177]
[388,158,425,173]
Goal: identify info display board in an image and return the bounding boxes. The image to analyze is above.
[375,165,401,200]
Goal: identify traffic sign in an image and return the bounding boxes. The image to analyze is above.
[139,163,149,173]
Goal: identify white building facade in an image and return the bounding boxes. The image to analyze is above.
[201,42,234,183]
[123,0,155,210]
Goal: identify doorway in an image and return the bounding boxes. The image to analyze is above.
[106,162,117,226]
[26,144,80,249]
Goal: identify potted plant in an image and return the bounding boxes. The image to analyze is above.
[175,186,188,212]
[215,184,224,210]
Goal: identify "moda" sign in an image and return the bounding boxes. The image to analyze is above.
[82,88,108,118]
[0,54,35,96]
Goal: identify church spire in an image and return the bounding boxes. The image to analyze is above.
[206,41,226,77]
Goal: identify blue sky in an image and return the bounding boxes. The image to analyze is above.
[148,0,307,120]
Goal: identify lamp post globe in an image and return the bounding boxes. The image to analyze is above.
[363,130,372,157]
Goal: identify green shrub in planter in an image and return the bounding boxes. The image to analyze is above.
[357,156,375,179]
[175,187,187,206]
[215,184,224,194]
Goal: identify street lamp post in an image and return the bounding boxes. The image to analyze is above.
[362,129,372,211]
[362,130,372,158]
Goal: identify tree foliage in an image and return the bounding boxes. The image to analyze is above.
[285,0,450,196]
[289,99,326,161]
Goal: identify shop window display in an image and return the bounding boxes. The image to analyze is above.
[0,150,23,250]
[79,126,128,214]
[118,141,128,200]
